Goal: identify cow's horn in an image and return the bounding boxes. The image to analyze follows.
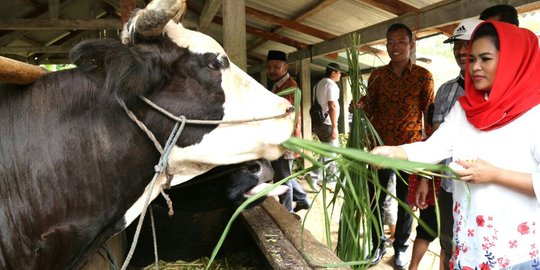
[135,0,186,37]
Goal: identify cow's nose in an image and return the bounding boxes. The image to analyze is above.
[245,159,274,184]
[286,106,295,113]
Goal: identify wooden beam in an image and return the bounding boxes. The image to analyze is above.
[0,46,71,54]
[223,0,247,70]
[356,0,417,15]
[0,0,82,46]
[48,0,60,20]
[293,0,339,22]
[438,23,458,37]
[189,5,308,49]
[0,19,121,30]
[241,198,350,270]
[199,0,221,31]
[248,0,337,50]
[21,0,44,10]
[241,202,311,269]
[247,30,307,49]
[0,56,47,84]
[245,6,335,40]
[288,0,536,62]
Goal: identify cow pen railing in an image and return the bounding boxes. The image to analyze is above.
[241,197,350,270]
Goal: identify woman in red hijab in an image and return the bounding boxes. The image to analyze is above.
[370,21,540,269]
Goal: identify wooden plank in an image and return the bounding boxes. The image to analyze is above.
[199,0,221,32]
[245,6,335,40]
[0,56,47,85]
[0,46,70,54]
[261,198,351,270]
[248,0,338,50]
[0,19,121,30]
[356,0,417,15]
[48,0,60,20]
[241,204,311,269]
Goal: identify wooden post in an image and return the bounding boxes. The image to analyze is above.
[120,0,137,25]
[0,56,47,85]
[299,58,313,169]
[222,0,247,71]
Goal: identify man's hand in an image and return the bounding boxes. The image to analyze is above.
[414,178,429,210]
[349,99,365,112]
[331,126,338,140]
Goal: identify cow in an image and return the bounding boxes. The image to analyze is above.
[84,159,281,269]
[0,0,294,269]
[122,159,281,268]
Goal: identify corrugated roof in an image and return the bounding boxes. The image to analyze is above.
[0,0,539,78]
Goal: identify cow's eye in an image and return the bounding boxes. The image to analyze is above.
[208,58,225,71]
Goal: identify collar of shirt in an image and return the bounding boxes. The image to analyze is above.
[383,59,413,75]
[272,73,290,92]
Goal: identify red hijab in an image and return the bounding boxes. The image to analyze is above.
[459,21,540,131]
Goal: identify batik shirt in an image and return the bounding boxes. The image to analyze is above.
[402,103,540,270]
[362,61,434,146]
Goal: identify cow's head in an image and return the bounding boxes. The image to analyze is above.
[121,0,294,180]
[69,0,294,223]
[72,0,294,184]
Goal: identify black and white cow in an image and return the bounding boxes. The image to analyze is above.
[122,159,282,268]
[0,0,293,269]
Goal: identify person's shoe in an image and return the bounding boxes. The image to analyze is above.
[393,251,409,269]
[369,246,386,266]
[293,200,311,212]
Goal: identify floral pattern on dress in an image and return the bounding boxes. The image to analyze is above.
[450,201,540,269]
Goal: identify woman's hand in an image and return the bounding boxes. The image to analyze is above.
[370,146,408,160]
[454,159,498,184]
[452,159,535,196]
[369,146,408,169]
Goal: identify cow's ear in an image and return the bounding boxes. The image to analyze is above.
[70,39,124,83]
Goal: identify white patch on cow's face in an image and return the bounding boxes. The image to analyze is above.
[164,22,295,182]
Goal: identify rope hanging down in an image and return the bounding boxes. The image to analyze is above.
[119,97,187,270]
[118,93,293,269]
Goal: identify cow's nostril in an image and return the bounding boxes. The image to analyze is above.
[286,106,295,113]
[245,163,261,174]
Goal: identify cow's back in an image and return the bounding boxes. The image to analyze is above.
[0,71,159,269]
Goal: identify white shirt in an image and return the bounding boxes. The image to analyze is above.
[315,77,340,126]
[402,103,540,269]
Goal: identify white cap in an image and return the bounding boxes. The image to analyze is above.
[443,18,483,43]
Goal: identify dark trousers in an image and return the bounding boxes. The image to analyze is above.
[271,157,307,211]
[416,205,438,242]
[370,169,413,253]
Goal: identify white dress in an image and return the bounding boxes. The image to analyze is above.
[401,103,540,269]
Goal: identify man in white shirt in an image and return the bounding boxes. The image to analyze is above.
[312,63,343,184]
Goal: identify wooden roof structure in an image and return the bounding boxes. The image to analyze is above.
[0,0,539,76]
